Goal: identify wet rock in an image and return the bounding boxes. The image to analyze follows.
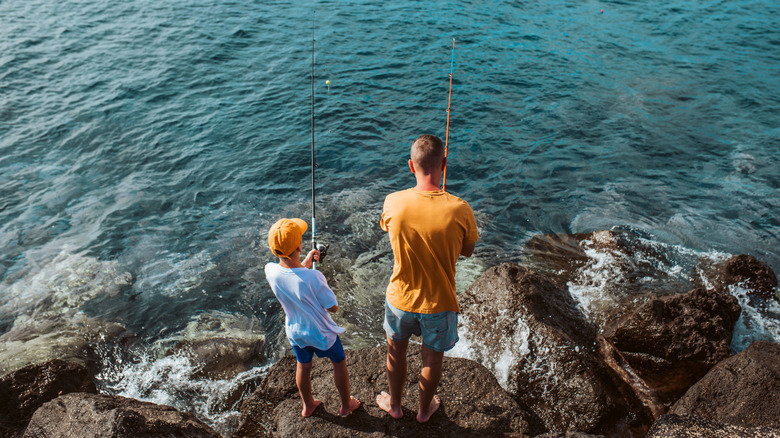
[0,315,126,375]
[457,263,648,435]
[162,311,265,380]
[521,233,593,283]
[670,341,780,428]
[236,345,530,437]
[602,287,741,403]
[0,360,95,438]
[706,254,778,300]
[645,414,780,438]
[171,337,265,380]
[22,393,220,438]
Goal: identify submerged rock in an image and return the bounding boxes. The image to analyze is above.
[0,314,126,376]
[0,359,95,438]
[645,414,780,438]
[23,393,220,438]
[457,263,648,435]
[671,340,780,428]
[602,287,741,403]
[171,337,265,380]
[236,345,530,437]
[164,311,266,380]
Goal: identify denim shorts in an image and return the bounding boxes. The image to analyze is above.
[293,336,346,364]
[383,299,459,352]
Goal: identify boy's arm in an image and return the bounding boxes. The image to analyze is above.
[326,304,339,312]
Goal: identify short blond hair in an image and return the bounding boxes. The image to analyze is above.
[410,134,444,174]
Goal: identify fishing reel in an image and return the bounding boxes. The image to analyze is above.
[315,242,329,261]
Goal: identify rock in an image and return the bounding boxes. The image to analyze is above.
[533,433,605,438]
[457,263,648,435]
[708,254,778,300]
[22,393,220,438]
[171,337,265,380]
[0,360,95,438]
[0,315,126,376]
[645,414,780,438]
[236,345,530,437]
[521,233,593,283]
[602,287,741,403]
[670,341,780,428]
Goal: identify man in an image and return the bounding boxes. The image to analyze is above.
[376,134,478,423]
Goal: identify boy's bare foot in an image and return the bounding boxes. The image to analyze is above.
[302,399,322,417]
[339,396,361,416]
[375,391,403,419]
[416,394,440,423]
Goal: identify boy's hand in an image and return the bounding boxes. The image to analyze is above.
[302,249,320,269]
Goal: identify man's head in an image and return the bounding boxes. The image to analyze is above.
[268,218,307,258]
[410,134,445,175]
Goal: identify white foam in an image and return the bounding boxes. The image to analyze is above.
[449,314,530,389]
[97,346,268,436]
[729,285,780,352]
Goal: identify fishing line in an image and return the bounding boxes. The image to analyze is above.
[442,38,455,192]
[310,14,328,269]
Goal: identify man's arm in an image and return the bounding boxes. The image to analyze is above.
[327,304,339,313]
[460,242,475,258]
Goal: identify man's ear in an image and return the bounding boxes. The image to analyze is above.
[409,159,416,174]
[441,156,447,171]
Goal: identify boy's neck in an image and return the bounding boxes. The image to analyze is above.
[279,253,303,269]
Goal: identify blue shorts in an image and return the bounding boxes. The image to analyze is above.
[292,336,346,364]
[383,299,459,352]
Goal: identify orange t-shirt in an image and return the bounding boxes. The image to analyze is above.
[380,189,478,313]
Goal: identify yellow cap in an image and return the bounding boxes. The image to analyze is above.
[268,218,308,258]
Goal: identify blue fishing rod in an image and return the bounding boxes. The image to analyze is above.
[310,15,327,269]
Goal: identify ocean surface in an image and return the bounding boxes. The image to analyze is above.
[2,0,779,433]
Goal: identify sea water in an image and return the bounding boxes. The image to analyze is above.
[2,0,778,433]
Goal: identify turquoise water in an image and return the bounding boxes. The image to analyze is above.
[2,0,779,432]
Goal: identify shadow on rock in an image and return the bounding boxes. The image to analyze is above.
[236,345,530,437]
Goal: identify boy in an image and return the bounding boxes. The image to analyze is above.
[265,218,360,417]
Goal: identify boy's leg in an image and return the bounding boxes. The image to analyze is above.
[376,336,408,419]
[332,359,361,416]
[417,345,443,423]
[296,360,322,417]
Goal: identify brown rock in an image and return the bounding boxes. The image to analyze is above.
[709,254,778,300]
[646,414,780,438]
[458,263,649,435]
[171,337,265,380]
[602,287,741,403]
[670,341,780,428]
[236,345,530,437]
[0,359,96,438]
[22,393,220,438]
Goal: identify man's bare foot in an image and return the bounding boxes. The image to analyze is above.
[416,394,440,423]
[375,391,403,419]
[339,396,361,416]
[302,399,322,417]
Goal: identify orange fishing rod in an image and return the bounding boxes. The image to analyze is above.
[442,39,455,191]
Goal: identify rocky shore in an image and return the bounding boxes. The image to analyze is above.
[2,230,779,437]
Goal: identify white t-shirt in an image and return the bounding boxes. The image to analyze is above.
[264,263,345,350]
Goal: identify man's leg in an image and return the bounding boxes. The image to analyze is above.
[417,344,443,423]
[376,336,408,419]
[296,360,322,417]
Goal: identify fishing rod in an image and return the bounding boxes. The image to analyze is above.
[442,38,455,192]
[310,15,328,269]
